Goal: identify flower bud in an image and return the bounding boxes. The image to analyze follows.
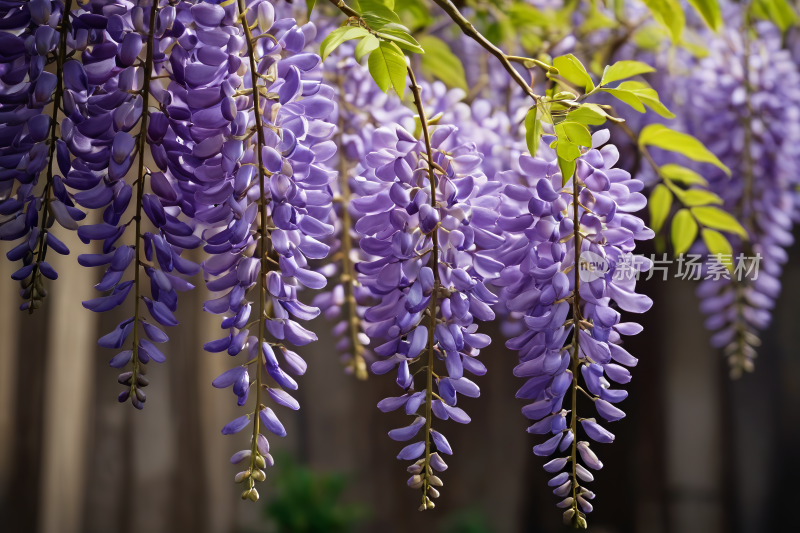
[557,497,574,508]
[407,475,423,489]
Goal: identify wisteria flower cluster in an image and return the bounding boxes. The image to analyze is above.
[495,130,652,525]
[1,0,80,311]
[672,12,800,376]
[190,0,336,501]
[357,107,505,509]
[613,1,800,377]
[310,43,415,378]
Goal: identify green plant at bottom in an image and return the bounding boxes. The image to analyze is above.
[263,454,367,533]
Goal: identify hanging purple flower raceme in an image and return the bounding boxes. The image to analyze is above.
[495,130,652,527]
[310,46,415,378]
[0,0,85,311]
[672,13,800,376]
[357,73,505,509]
[190,0,335,501]
[70,0,201,409]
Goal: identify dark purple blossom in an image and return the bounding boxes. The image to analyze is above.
[69,0,199,409]
[0,0,84,311]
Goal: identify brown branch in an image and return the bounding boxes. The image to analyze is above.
[429,0,540,101]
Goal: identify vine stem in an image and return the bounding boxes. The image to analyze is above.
[130,0,160,402]
[408,65,439,509]
[238,0,270,495]
[29,0,74,313]
[335,76,366,380]
[569,166,582,526]
[730,8,756,378]
[328,0,359,17]
[328,0,540,104]
[429,0,540,102]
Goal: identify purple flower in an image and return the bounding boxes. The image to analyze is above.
[0,0,83,311]
[65,0,199,410]
[185,0,334,501]
[676,13,800,377]
[309,42,415,379]
[498,131,651,522]
[358,100,505,506]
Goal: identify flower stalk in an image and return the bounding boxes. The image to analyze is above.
[129,0,160,409]
[568,167,585,529]
[239,0,271,501]
[28,0,74,313]
[335,78,366,379]
[408,65,439,510]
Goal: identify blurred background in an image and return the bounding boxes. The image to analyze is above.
[0,228,798,533]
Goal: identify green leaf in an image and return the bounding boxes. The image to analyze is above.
[567,104,609,126]
[660,164,709,186]
[642,0,685,41]
[355,34,380,62]
[320,27,369,61]
[600,60,656,85]
[690,206,748,238]
[556,139,581,162]
[616,81,675,118]
[686,0,723,30]
[754,0,798,33]
[413,111,443,140]
[578,6,617,34]
[552,91,578,101]
[418,36,467,91]
[674,188,723,207]
[679,32,710,58]
[394,0,433,29]
[649,184,672,234]
[671,209,698,255]
[358,0,401,24]
[380,22,413,33]
[560,122,593,147]
[559,156,576,186]
[524,106,542,157]
[507,3,550,28]
[601,88,646,112]
[376,29,424,53]
[633,25,667,51]
[368,41,407,95]
[306,0,317,18]
[639,124,730,175]
[552,54,594,91]
[701,229,733,268]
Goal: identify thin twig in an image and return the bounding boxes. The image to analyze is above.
[429,0,540,102]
